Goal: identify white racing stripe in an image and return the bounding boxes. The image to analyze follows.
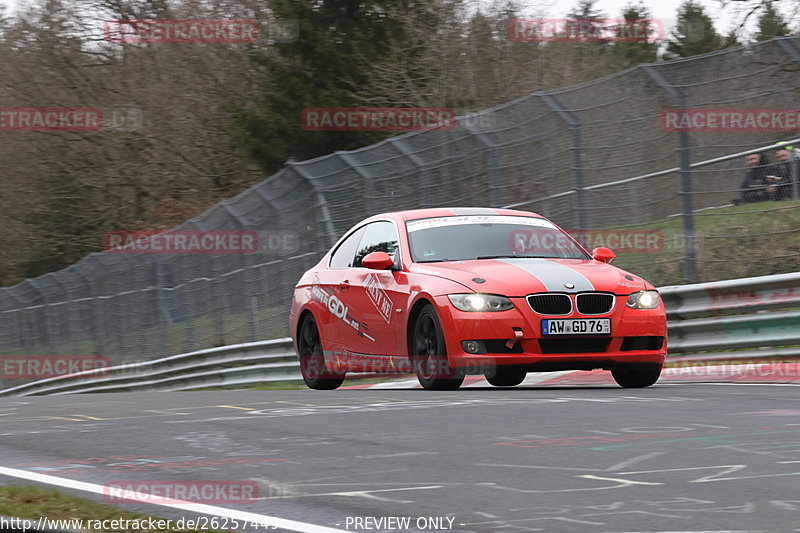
[498,258,594,292]
[0,466,347,533]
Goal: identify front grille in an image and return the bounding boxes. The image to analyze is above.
[576,293,615,315]
[528,293,571,315]
[621,336,664,351]
[538,338,610,354]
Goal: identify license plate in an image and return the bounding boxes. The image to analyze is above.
[541,319,611,335]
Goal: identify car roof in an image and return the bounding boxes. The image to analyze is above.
[364,207,544,223]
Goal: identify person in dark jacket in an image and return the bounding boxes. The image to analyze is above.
[767,146,799,200]
[737,153,771,204]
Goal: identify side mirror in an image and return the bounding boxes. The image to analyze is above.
[592,247,616,264]
[362,251,395,270]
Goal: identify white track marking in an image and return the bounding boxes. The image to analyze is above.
[254,485,443,504]
[519,371,576,385]
[605,452,665,472]
[352,370,579,389]
[369,377,420,389]
[0,466,347,533]
[347,365,800,390]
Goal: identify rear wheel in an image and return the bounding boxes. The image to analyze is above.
[611,363,662,388]
[298,315,345,390]
[411,304,464,390]
[486,367,527,387]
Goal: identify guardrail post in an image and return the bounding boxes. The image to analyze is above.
[536,92,588,229]
[643,64,698,283]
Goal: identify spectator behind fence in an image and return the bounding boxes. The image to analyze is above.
[768,145,799,200]
[736,153,772,204]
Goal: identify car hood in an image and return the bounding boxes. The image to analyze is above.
[409,258,647,296]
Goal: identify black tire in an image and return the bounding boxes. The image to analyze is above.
[410,304,464,390]
[485,367,527,387]
[297,315,345,390]
[611,363,662,388]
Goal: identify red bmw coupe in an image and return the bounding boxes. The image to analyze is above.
[290,208,667,390]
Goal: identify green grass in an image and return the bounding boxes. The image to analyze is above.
[0,485,222,532]
[606,200,800,285]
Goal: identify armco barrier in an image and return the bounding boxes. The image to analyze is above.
[1,272,797,396]
[661,271,800,361]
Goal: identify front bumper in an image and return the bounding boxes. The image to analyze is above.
[432,294,667,372]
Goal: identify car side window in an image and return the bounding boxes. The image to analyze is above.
[353,221,400,268]
[329,227,366,268]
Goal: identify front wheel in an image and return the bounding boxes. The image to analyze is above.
[297,315,345,390]
[485,367,527,387]
[410,304,464,390]
[611,363,662,388]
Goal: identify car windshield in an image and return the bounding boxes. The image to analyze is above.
[406,215,590,262]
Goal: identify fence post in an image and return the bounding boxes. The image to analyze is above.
[153,257,172,356]
[389,137,434,208]
[25,279,55,355]
[2,290,30,354]
[461,116,503,207]
[643,64,698,283]
[338,152,377,214]
[288,163,338,250]
[75,266,105,357]
[536,92,588,229]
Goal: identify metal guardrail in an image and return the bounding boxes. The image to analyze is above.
[660,271,800,362]
[1,272,797,396]
[0,339,302,397]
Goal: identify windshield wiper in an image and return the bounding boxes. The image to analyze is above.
[416,258,451,263]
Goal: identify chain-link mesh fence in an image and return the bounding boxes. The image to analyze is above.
[0,36,799,378]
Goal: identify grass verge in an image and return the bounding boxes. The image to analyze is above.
[0,485,223,532]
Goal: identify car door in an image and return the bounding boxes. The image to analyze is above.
[348,221,406,360]
[313,226,365,361]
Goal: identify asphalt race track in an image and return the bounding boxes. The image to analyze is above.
[1,384,800,532]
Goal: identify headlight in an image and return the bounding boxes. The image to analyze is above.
[448,293,514,312]
[626,290,660,309]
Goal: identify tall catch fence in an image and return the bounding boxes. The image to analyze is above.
[1,37,799,376]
